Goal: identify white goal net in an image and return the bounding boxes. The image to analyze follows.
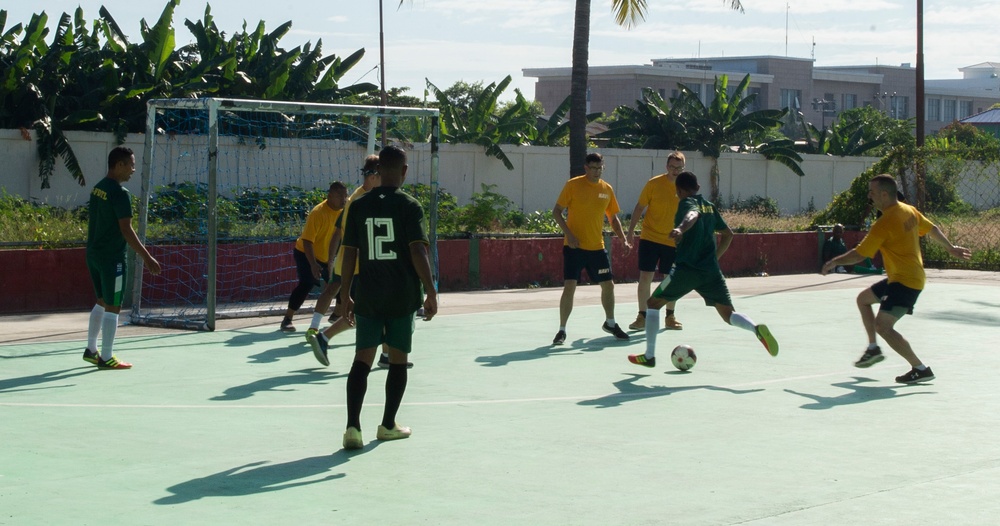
[131,98,440,330]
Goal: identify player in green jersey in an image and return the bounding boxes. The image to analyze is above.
[627,171,778,368]
[336,145,437,450]
[84,146,162,370]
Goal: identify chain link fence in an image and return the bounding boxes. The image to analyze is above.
[899,145,1000,271]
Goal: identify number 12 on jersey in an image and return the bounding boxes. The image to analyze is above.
[365,217,397,261]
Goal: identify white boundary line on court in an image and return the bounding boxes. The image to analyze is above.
[0,371,852,409]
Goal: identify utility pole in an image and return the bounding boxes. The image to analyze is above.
[915,0,925,147]
[378,0,388,145]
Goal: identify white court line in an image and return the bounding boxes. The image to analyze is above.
[0,371,849,409]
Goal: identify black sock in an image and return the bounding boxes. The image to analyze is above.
[346,360,371,430]
[637,311,646,317]
[382,363,408,429]
[666,309,674,317]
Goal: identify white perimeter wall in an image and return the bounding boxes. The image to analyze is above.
[1,129,881,214]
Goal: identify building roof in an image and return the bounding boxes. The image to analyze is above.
[960,108,1000,124]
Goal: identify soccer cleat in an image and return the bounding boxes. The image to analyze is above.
[82,349,99,365]
[664,314,683,330]
[97,356,132,370]
[627,354,656,368]
[280,318,296,332]
[376,424,412,441]
[377,353,413,369]
[602,322,630,340]
[628,313,646,331]
[896,366,935,384]
[854,347,885,368]
[755,324,779,356]
[552,330,566,345]
[343,427,364,450]
[306,331,330,366]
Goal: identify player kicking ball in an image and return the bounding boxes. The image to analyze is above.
[627,171,778,368]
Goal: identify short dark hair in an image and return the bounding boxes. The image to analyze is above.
[328,181,347,193]
[108,146,133,170]
[675,171,700,192]
[378,145,407,172]
[585,152,603,165]
[361,154,379,176]
[870,174,899,196]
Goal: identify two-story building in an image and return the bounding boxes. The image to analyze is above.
[523,56,1000,136]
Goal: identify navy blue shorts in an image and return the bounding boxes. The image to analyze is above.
[871,278,921,316]
[562,246,613,283]
[637,239,677,274]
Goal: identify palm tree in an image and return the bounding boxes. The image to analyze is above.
[672,73,803,202]
[568,1,744,177]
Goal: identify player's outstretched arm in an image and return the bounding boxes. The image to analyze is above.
[927,225,972,260]
[610,214,632,253]
[410,242,437,321]
[118,217,161,275]
[821,248,866,275]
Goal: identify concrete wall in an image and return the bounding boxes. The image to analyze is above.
[0,231,868,314]
[1,129,878,215]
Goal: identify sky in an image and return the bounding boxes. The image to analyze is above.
[5,1,998,104]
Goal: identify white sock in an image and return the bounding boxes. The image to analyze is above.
[915,364,928,371]
[645,309,661,358]
[606,318,616,327]
[559,326,566,332]
[729,312,757,332]
[100,312,119,361]
[868,342,879,351]
[310,312,323,330]
[87,305,105,351]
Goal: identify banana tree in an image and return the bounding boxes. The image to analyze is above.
[673,73,803,202]
[531,95,601,147]
[427,75,537,170]
[596,88,686,149]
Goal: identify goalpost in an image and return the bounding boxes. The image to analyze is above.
[131,98,440,330]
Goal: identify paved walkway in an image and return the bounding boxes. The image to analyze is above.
[2,270,999,525]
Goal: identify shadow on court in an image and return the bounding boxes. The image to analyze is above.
[210,369,347,401]
[578,372,765,408]
[0,366,96,394]
[153,452,357,504]
[784,376,935,410]
[475,337,630,367]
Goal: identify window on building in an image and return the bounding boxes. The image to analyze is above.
[943,99,956,122]
[671,89,679,100]
[824,93,836,110]
[926,98,941,121]
[658,88,666,99]
[780,89,801,111]
[889,96,908,119]
[959,100,973,119]
[843,94,857,110]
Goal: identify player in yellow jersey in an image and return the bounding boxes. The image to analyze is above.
[626,151,686,331]
[551,153,632,345]
[822,174,971,383]
[280,181,348,332]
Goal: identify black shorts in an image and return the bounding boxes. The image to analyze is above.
[563,246,613,283]
[293,248,337,287]
[637,239,677,274]
[871,279,921,316]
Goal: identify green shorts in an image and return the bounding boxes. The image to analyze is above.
[652,265,733,307]
[355,313,416,353]
[87,254,127,307]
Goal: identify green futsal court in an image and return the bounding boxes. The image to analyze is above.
[2,271,999,525]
